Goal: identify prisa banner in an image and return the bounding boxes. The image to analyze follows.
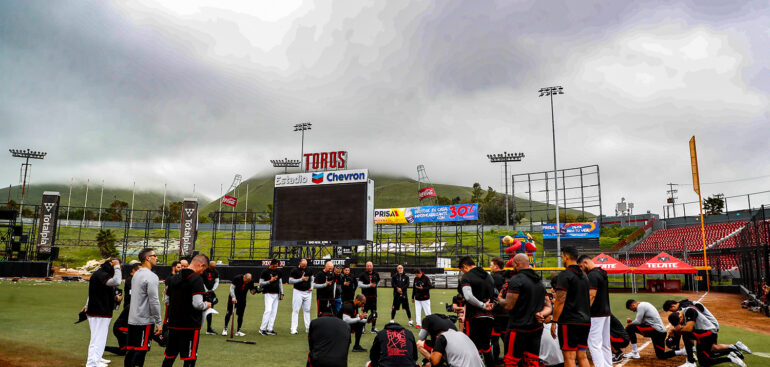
[36,191,61,255]
[542,222,599,239]
[374,208,407,225]
[179,198,198,257]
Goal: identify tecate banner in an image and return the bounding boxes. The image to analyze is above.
[542,222,599,239]
[179,199,198,257]
[418,187,436,201]
[274,169,368,187]
[374,204,479,224]
[36,191,61,255]
[221,195,237,207]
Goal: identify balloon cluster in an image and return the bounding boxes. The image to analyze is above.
[503,235,537,267]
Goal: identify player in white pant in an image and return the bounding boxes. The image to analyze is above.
[411,269,432,327]
[83,258,122,367]
[288,259,314,334]
[87,316,111,367]
[259,260,284,335]
[580,255,613,367]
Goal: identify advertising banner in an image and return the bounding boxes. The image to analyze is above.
[275,169,368,187]
[221,195,237,207]
[36,191,61,255]
[179,198,198,257]
[374,208,408,225]
[418,187,436,201]
[542,222,599,239]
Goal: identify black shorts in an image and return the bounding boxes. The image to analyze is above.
[317,298,334,317]
[392,295,408,310]
[127,324,154,351]
[363,295,378,312]
[492,315,509,336]
[163,328,200,361]
[227,297,246,316]
[505,327,543,365]
[464,316,494,353]
[558,323,589,351]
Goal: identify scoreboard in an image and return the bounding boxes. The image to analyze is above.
[271,169,374,247]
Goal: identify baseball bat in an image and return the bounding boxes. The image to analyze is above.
[230,311,234,340]
[226,339,256,345]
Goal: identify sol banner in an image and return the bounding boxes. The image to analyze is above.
[36,191,61,255]
[179,198,198,257]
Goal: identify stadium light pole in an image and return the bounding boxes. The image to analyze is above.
[270,158,301,173]
[539,86,564,267]
[486,152,525,228]
[294,122,312,171]
[9,149,47,214]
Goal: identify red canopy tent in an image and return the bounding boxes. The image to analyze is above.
[591,253,631,274]
[633,252,697,274]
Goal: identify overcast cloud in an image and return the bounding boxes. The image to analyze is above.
[1,0,769,215]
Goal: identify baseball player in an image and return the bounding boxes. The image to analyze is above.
[289,259,313,334]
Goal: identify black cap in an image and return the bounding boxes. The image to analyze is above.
[75,310,87,324]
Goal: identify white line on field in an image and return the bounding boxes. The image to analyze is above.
[617,292,709,366]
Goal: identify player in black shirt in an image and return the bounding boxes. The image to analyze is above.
[223,273,255,336]
[578,254,612,367]
[411,269,431,329]
[489,257,511,365]
[609,314,630,363]
[162,254,211,367]
[390,265,412,326]
[259,259,284,336]
[368,322,418,367]
[106,263,141,356]
[358,261,381,333]
[333,266,344,315]
[201,261,219,335]
[83,258,122,367]
[458,256,496,367]
[314,261,336,317]
[498,253,550,367]
[289,259,313,334]
[307,314,351,367]
[341,266,357,302]
[340,294,369,352]
[552,246,591,367]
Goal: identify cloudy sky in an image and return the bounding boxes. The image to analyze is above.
[1,0,768,215]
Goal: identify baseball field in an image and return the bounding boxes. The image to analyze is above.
[1,279,768,367]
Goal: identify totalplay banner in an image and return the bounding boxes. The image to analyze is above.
[36,191,61,255]
[179,198,198,257]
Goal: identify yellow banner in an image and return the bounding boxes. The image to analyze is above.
[689,136,700,195]
[374,208,408,225]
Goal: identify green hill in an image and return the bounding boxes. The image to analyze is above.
[198,173,593,222]
[0,183,206,210]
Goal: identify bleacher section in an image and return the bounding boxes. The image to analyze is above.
[631,222,746,253]
[687,253,739,270]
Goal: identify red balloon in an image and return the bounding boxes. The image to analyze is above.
[505,259,514,267]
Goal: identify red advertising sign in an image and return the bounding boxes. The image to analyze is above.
[304,151,347,171]
[418,187,436,201]
[221,195,238,207]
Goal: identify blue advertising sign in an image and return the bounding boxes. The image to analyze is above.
[404,203,479,223]
[542,222,599,239]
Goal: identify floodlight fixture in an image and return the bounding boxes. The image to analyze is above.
[486,152,525,228]
[538,86,564,97]
[271,158,301,173]
[8,148,47,206]
[293,122,312,171]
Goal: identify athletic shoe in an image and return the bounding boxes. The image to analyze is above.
[100,359,111,364]
[408,320,414,327]
[235,330,246,337]
[352,346,367,353]
[623,352,640,359]
[290,330,298,335]
[390,319,395,324]
[266,330,277,335]
[205,330,217,335]
[728,352,747,367]
[731,350,744,360]
[677,362,697,367]
[370,328,379,334]
[612,353,624,363]
[735,341,752,354]
[98,363,109,367]
[222,328,228,336]
[259,329,268,336]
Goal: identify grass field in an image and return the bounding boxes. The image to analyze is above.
[1,279,768,367]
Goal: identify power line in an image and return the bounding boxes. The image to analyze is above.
[676,174,770,186]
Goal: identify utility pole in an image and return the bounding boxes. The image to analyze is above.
[539,86,564,266]
[666,183,678,217]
